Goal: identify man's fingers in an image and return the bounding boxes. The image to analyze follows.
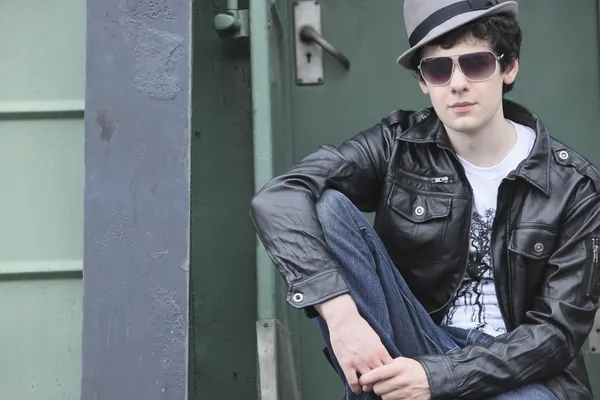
[360,363,395,386]
[365,345,392,370]
[360,353,388,393]
[355,360,372,375]
[367,355,384,369]
[373,376,399,396]
[378,347,394,364]
[359,369,377,386]
[342,366,361,394]
[349,359,376,394]
[380,389,404,400]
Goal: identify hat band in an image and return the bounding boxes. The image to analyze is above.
[408,0,499,47]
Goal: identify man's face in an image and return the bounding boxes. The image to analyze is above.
[418,35,518,135]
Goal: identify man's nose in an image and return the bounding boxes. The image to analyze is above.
[449,63,469,93]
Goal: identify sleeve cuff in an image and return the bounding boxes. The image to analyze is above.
[287,269,349,317]
[414,354,456,399]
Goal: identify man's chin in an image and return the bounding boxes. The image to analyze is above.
[442,115,483,135]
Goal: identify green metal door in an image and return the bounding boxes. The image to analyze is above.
[0,1,84,398]
[251,0,600,398]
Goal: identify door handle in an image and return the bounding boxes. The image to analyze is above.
[293,0,350,85]
[299,26,350,70]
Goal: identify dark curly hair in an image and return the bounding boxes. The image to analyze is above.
[410,13,522,94]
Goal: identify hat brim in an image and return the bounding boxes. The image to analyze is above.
[396,1,519,69]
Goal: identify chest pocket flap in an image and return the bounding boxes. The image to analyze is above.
[508,227,557,260]
[387,189,452,223]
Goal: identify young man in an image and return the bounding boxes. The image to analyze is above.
[250,0,600,399]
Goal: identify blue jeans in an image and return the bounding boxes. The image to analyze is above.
[314,190,557,400]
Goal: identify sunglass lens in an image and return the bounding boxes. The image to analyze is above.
[420,57,453,85]
[458,52,497,81]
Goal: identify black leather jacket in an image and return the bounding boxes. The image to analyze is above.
[250,100,600,399]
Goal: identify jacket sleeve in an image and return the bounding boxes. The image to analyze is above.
[415,188,600,399]
[249,111,412,315]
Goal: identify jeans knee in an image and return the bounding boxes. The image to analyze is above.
[316,190,360,229]
[317,189,351,215]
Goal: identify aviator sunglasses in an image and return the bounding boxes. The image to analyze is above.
[418,51,504,86]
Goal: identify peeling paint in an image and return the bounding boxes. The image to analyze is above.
[118,0,184,100]
[151,250,169,258]
[150,286,187,341]
[123,0,176,20]
[180,261,189,272]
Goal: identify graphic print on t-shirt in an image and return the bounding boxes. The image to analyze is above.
[442,120,536,336]
[445,209,507,335]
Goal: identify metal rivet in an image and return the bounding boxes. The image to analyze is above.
[414,206,425,216]
[534,243,544,253]
[558,150,569,160]
[292,293,304,303]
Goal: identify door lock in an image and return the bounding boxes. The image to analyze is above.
[293,0,351,85]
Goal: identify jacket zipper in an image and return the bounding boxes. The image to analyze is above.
[584,237,600,300]
[431,177,451,183]
[396,168,453,184]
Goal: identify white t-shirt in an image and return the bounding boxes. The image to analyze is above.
[443,120,536,337]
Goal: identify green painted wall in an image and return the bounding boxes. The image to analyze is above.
[0,0,85,399]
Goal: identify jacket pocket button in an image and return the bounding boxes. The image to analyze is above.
[534,243,545,253]
[292,293,304,303]
[414,206,425,216]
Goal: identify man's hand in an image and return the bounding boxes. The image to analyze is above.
[316,295,393,394]
[359,357,431,400]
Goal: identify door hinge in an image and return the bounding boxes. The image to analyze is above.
[214,1,249,39]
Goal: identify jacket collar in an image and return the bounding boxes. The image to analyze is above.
[397,99,551,195]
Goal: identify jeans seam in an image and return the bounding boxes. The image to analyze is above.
[465,329,476,345]
[346,205,370,232]
[445,345,460,354]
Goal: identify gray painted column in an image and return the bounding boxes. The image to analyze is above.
[82,0,191,399]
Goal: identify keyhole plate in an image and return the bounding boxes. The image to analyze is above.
[293,0,324,85]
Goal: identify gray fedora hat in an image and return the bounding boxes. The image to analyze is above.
[397,0,519,69]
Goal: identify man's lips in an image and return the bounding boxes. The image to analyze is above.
[450,102,475,108]
[449,102,476,112]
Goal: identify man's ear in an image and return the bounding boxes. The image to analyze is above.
[503,58,519,85]
[418,78,429,95]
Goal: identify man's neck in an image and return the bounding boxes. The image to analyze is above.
[446,111,517,168]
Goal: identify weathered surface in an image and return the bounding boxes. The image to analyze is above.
[82,0,191,398]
